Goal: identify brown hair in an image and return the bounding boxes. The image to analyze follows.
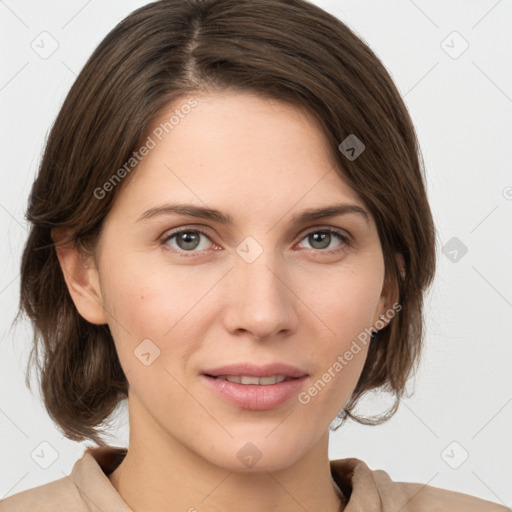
[16,0,436,446]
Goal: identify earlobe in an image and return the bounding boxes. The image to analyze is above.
[51,228,108,325]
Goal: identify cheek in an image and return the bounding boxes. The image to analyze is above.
[100,255,213,371]
[102,249,197,326]
[309,263,384,338]
[298,268,382,404]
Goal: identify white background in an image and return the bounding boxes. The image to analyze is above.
[0,0,511,507]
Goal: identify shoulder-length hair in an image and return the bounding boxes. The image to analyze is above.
[17,0,436,446]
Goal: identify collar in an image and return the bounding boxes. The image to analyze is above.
[70,445,411,511]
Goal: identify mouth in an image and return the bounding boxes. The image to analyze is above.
[204,374,299,385]
[200,371,309,411]
[200,363,309,409]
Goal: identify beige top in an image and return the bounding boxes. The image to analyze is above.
[0,445,507,511]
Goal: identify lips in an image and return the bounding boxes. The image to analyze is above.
[201,363,310,409]
[201,373,309,410]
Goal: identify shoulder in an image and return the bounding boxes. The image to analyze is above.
[1,445,130,512]
[0,475,84,512]
[330,457,509,512]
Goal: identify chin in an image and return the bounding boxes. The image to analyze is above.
[196,432,310,473]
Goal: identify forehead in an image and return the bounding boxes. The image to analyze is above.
[109,91,369,225]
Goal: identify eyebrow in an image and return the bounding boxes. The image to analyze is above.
[136,203,369,225]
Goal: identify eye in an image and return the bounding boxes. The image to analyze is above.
[296,228,350,254]
[161,228,214,256]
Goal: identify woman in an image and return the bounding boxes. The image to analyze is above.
[1,0,507,510]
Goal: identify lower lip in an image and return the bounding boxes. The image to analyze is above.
[201,375,309,410]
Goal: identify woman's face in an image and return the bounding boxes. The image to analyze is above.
[89,91,395,471]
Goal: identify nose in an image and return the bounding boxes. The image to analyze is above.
[222,247,298,341]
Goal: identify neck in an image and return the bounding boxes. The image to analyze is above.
[108,398,345,512]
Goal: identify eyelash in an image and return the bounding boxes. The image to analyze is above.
[160,227,351,258]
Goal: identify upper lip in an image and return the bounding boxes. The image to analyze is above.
[202,363,308,378]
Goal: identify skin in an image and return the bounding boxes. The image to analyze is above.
[55,91,399,512]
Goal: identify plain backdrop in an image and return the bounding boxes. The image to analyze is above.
[1,0,511,506]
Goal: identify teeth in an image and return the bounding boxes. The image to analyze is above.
[215,375,288,385]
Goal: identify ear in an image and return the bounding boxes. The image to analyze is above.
[51,228,108,325]
[372,252,404,329]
